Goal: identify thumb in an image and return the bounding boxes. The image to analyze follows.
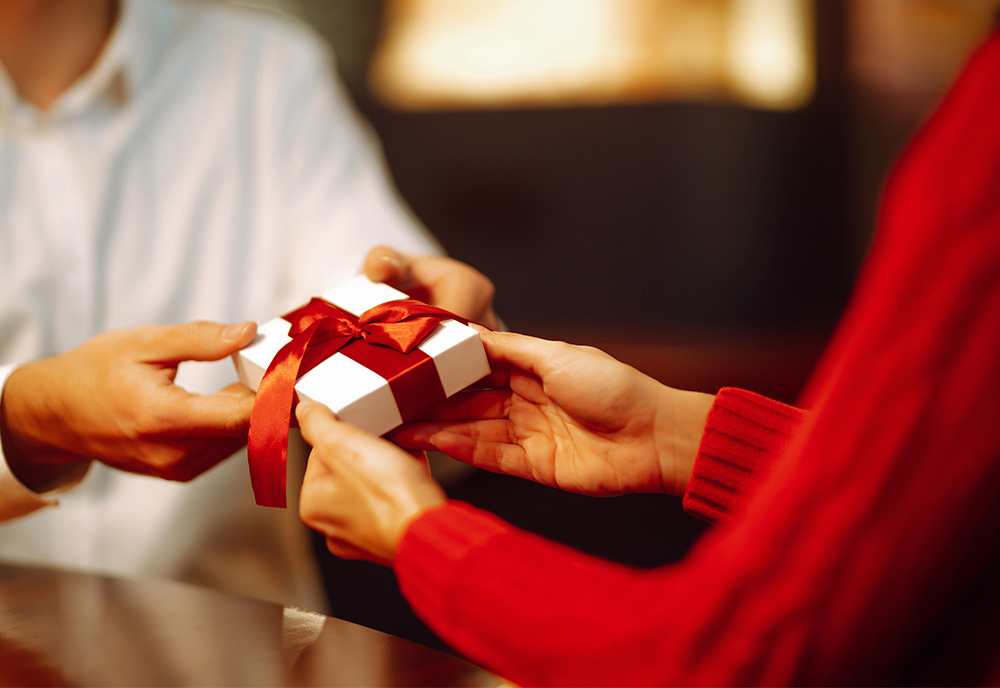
[362,245,407,287]
[296,401,390,459]
[139,320,258,363]
[296,400,354,450]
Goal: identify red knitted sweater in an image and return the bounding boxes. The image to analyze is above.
[394,32,1000,686]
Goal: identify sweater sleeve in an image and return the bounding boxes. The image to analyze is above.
[682,387,808,523]
[397,501,688,686]
[395,31,1000,688]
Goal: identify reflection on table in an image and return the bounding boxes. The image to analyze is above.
[0,561,503,687]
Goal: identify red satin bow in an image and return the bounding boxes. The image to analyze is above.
[247,297,465,508]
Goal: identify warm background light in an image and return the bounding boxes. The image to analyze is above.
[369,0,816,111]
[727,0,814,108]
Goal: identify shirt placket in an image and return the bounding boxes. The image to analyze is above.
[30,123,103,569]
[31,126,96,354]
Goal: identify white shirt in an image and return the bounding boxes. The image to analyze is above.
[0,0,439,611]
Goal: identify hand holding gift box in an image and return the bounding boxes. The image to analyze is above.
[234,276,491,507]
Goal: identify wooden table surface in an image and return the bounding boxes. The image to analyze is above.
[0,561,503,687]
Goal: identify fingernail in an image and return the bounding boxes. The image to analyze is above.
[378,253,402,268]
[371,255,402,280]
[297,401,317,419]
[222,321,252,342]
[428,433,438,448]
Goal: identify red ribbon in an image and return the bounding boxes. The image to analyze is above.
[247,297,466,508]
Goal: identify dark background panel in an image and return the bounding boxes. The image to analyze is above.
[287,0,969,648]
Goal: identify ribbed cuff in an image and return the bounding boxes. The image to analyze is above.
[395,500,512,625]
[683,387,807,524]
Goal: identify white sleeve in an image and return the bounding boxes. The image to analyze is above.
[0,363,60,522]
[270,33,443,299]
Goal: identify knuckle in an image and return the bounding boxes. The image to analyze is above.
[132,323,171,350]
[161,449,197,482]
[139,447,181,477]
[298,498,318,526]
[170,468,199,483]
[477,274,496,302]
[300,477,339,526]
[177,320,212,348]
[299,493,327,529]
[131,406,168,438]
[224,410,251,436]
[89,329,119,347]
[326,538,348,557]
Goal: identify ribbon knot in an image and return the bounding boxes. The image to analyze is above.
[247,295,467,508]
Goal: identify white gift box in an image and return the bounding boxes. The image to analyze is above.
[234,275,490,437]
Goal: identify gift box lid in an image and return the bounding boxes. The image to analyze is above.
[234,275,490,435]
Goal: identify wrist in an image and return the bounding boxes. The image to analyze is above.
[654,385,715,496]
[390,488,446,561]
[0,364,90,493]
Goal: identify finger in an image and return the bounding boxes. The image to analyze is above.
[400,447,431,465]
[296,401,387,458]
[131,435,248,482]
[391,424,435,450]
[300,466,335,513]
[295,400,346,448]
[216,381,255,397]
[479,331,589,381]
[366,250,499,328]
[429,388,511,422]
[405,448,434,475]
[325,536,383,564]
[138,321,258,364]
[464,355,510,390]
[362,245,433,299]
[390,390,510,447]
[300,463,343,528]
[428,429,529,475]
[393,418,514,450]
[157,386,256,437]
[363,245,406,285]
[173,437,248,481]
[415,263,495,327]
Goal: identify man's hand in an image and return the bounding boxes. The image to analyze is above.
[297,401,445,565]
[363,245,500,330]
[0,321,258,492]
[393,331,715,497]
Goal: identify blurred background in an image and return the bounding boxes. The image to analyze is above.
[241,0,998,648]
[255,0,997,401]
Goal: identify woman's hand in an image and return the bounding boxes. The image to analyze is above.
[393,332,714,497]
[297,401,445,565]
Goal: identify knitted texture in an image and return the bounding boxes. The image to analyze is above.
[683,387,808,523]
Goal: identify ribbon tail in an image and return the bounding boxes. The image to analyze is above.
[248,331,315,508]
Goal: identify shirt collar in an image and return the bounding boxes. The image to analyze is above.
[0,0,159,126]
[57,0,146,113]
